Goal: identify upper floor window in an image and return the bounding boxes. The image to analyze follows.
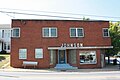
[70,28,84,37]
[103,28,110,37]
[43,28,57,37]
[12,28,20,37]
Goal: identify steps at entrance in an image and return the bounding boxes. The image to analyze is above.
[55,64,77,70]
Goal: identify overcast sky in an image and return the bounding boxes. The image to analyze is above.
[0,0,120,24]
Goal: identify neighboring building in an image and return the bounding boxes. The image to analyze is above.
[11,19,113,69]
[0,24,11,53]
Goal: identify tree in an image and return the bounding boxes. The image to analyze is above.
[83,17,90,20]
[105,22,120,64]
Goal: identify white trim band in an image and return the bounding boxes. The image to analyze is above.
[48,46,113,50]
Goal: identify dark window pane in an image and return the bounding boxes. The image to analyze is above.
[77,29,83,37]
[43,28,49,37]
[71,29,76,37]
[51,28,56,37]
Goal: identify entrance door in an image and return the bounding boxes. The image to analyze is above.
[58,50,66,64]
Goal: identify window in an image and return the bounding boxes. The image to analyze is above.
[68,50,76,64]
[43,28,57,37]
[4,42,10,50]
[2,30,4,38]
[51,28,57,37]
[19,49,27,59]
[49,50,56,64]
[103,28,110,37]
[70,28,84,37]
[35,48,43,58]
[2,30,11,38]
[12,28,20,37]
[79,51,97,64]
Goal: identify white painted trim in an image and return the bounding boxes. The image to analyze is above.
[103,28,110,37]
[70,28,84,37]
[19,48,27,59]
[35,48,43,59]
[48,46,113,50]
[42,27,57,37]
[12,28,20,37]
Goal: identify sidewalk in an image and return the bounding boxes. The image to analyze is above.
[0,65,120,72]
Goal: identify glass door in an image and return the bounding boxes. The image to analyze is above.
[58,50,66,64]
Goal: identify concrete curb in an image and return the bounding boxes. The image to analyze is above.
[0,67,120,73]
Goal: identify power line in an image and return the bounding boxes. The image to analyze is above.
[0,10,120,22]
[0,10,84,20]
[1,8,120,19]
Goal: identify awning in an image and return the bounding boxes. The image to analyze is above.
[48,46,113,50]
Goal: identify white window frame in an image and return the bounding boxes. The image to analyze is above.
[12,28,20,37]
[42,27,57,37]
[19,49,27,59]
[70,28,84,37]
[35,48,43,59]
[103,28,110,37]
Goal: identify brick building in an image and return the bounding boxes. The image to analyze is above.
[11,19,113,69]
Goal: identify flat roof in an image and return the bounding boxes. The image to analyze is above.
[12,19,109,22]
[0,24,11,28]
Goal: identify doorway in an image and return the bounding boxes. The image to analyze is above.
[58,50,66,64]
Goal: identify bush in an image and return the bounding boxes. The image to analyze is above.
[0,50,7,54]
[0,56,5,61]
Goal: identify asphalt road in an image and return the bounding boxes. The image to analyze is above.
[0,71,120,80]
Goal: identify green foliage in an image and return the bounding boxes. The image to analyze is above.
[106,22,120,56]
[83,17,90,20]
[0,56,5,61]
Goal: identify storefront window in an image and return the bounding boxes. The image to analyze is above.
[68,50,76,64]
[79,51,97,64]
[49,50,56,64]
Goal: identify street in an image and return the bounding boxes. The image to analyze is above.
[0,71,120,80]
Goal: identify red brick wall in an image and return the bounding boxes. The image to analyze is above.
[11,20,111,68]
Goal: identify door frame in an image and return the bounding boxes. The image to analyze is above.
[58,50,67,64]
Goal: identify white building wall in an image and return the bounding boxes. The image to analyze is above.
[0,24,11,53]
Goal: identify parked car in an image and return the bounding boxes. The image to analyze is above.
[105,57,120,65]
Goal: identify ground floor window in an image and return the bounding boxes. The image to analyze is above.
[19,49,27,59]
[79,51,97,64]
[4,42,10,51]
[49,50,56,64]
[35,48,43,58]
[68,50,76,64]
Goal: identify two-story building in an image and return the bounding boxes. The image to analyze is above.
[11,19,113,69]
[0,24,11,53]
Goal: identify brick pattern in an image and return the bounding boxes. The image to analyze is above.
[11,20,111,68]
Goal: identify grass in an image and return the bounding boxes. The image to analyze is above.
[0,54,10,68]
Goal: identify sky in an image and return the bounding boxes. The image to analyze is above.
[0,0,120,24]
